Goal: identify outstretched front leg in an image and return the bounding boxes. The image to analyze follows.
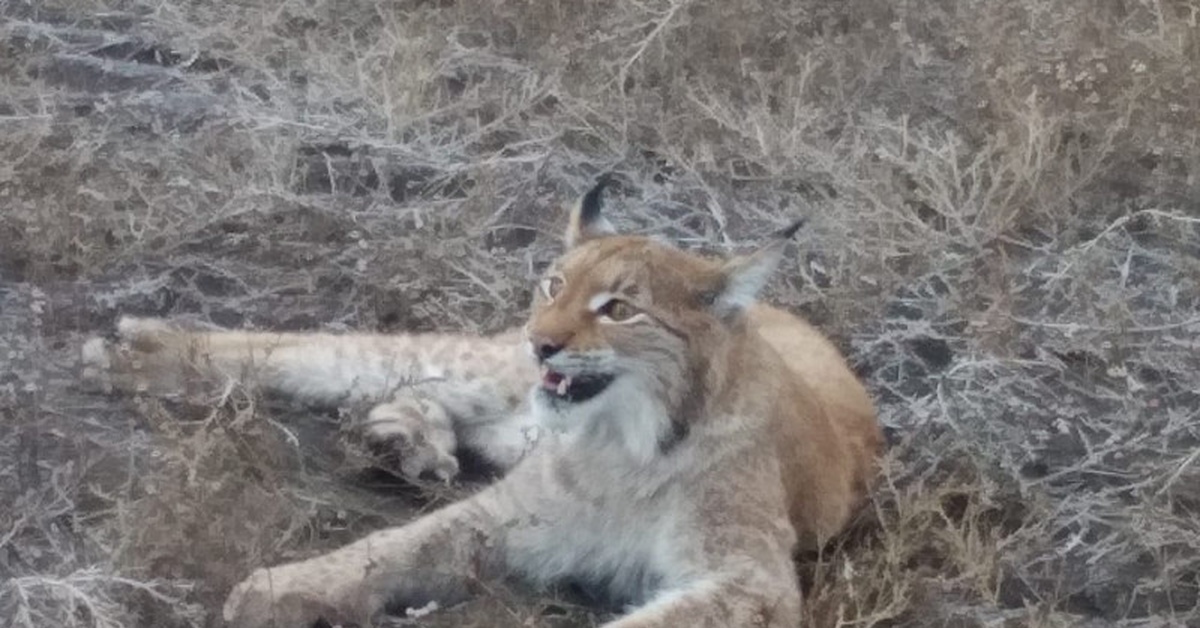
[81,316,533,405]
[81,316,540,478]
[223,483,514,628]
[603,567,801,628]
[601,458,804,628]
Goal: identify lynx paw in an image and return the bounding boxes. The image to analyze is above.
[80,316,186,395]
[223,564,369,628]
[359,396,460,482]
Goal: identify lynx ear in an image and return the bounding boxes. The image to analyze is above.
[564,174,617,248]
[712,218,805,318]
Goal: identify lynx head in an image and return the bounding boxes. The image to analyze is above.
[525,176,803,461]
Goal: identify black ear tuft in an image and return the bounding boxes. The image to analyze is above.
[564,173,619,247]
[579,173,616,226]
[709,217,805,318]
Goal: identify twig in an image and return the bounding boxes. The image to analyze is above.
[1046,208,1200,282]
[1157,448,1200,498]
[1009,315,1200,334]
[616,0,692,91]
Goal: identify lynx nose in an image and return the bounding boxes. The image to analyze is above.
[528,328,573,362]
[534,339,563,361]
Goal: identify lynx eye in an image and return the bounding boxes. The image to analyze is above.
[540,275,565,300]
[598,298,638,322]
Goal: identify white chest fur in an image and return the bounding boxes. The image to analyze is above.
[498,438,694,606]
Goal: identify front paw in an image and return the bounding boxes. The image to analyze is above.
[80,317,183,395]
[357,397,460,482]
[222,565,368,628]
[81,317,211,396]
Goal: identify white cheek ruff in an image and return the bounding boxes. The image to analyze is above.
[531,378,671,465]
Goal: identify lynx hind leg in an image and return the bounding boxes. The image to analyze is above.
[354,392,461,482]
[81,316,214,397]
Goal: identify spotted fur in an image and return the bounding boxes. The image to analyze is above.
[81,179,883,627]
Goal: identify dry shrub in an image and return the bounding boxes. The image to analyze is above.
[798,436,1028,627]
[2,0,1199,625]
[103,393,303,604]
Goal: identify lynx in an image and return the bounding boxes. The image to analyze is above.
[81,178,883,627]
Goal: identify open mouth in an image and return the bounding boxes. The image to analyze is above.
[540,367,615,404]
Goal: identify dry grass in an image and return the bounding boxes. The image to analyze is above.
[2,0,1199,626]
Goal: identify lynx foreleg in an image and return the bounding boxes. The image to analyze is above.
[80,316,532,406]
[358,392,462,481]
[83,316,542,480]
[222,486,512,628]
[357,379,541,481]
[601,571,801,628]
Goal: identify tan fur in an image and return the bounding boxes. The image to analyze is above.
[749,305,882,548]
[529,234,882,549]
[81,183,882,627]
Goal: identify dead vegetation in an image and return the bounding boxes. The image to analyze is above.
[2,0,1198,626]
